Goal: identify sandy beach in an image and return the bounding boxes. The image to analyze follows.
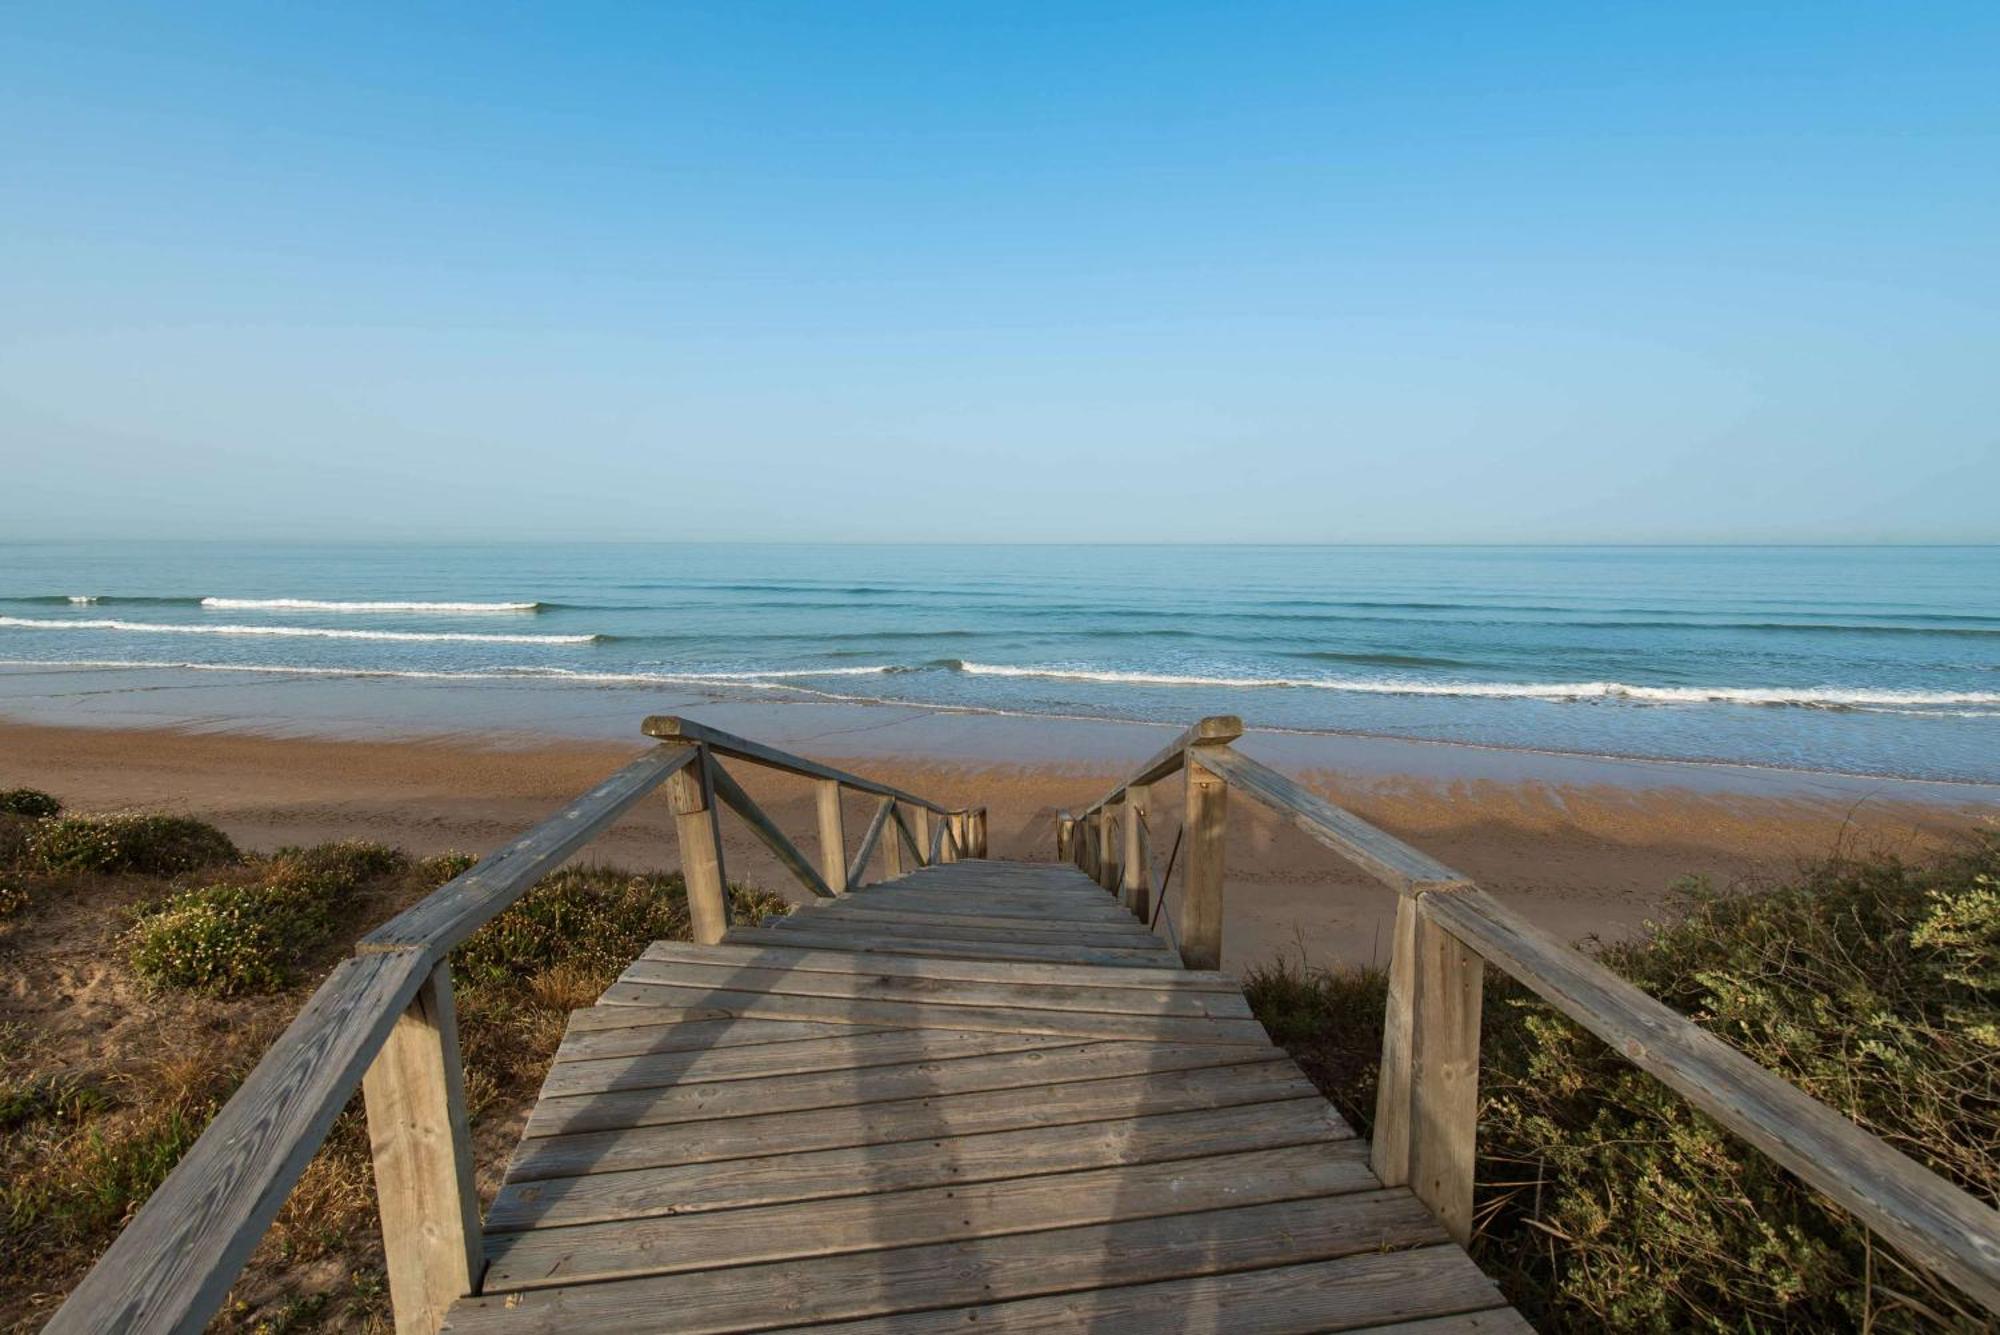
[4,713,1988,971]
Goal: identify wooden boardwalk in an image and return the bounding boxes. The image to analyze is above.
[443,861,1528,1333]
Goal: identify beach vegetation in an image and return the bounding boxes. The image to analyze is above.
[1244,837,2000,1332]
[0,788,60,819]
[2,806,792,1331]
[30,812,240,877]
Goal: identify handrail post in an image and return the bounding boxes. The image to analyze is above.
[1056,813,1074,862]
[909,806,933,867]
[883,800,907,878]
[1121,784,1150,920]
[1373,893,1484,1245]
[666,743,732,944]
[815,779,848,894]
[363,959,482,1335]
[1098,802,1122,894]
[972,807,988,858]
[1180,747,1231,970]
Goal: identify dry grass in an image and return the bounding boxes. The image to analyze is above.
[0,799,790,1332]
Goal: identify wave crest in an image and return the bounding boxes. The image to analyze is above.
[0,617,592,645]
[200,597,541,613]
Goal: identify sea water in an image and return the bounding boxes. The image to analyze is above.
[0,542,1995,782]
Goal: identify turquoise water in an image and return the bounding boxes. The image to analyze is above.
[1,542,1996,781]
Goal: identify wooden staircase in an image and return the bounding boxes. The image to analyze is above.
[440,861,1527,1332]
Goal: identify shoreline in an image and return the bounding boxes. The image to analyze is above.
[2,714,1989,972]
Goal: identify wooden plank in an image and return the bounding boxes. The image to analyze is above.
[1180,753,1229,971]
[763,1247,1517,1335]
[1409,912,1484,1246]
[725,925,1178,968]
[1424,885,2000,1309]
[440,1191,1445,1333]
[847,796,892,889]
[1122,783,1151,919]
[636,940,1239,992]
[668,746,732,945]
[45,949,432,1335]
[909,805,934,867]
[643,715,946,812]
[362,961,482,1335]
[590,980,1270,1045]
[840,886,1138,919]
[541,1028,1084,1098]
[556,1016,896,1061]
[772,913,1164,950]
[794,900,1148,933]
[1098,803,1122,892]
[815,778,848,893]
[485,1098,1352,1231]
[360,746,695,957]
[1194,746,1470,895]
[1372,894,1419,1189]
[523,1039,1284,1139]
[888,802,923,872]
[505,1059,1325,1181]
[1081,714,1244,817]
[482,1143,1381,1291]
[613,957,1254,1019]
[708,756,835,899]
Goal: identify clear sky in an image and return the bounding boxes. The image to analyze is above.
[2,2,1996,543]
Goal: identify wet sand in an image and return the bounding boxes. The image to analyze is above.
[3,715,1989,971]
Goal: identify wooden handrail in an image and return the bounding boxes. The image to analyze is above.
[643,715,951,814]
[1064,716,2000,1313]
[848,796,894,888]
[361,746,697,959]
[53,721,971,1335]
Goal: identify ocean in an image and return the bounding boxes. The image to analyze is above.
[1,542,1996,783]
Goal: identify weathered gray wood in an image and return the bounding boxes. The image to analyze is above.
[1180,754,1229,971]
[643,714,947,812]
[637,940,1237,991]
[1372,894,1419,1188]
[482,1144,1378,1291]
[1098,802,1122,893]
[613,957,1254,1019]
[505,1059,1323,1181]
[815,779,848,893]
[910,805,934,867]
[706,757,834,899]
[360,746,696,957]
[440,1191,1445,1333]
[762,1247,1517,1335]
[591,980,1270,1045]
[846,796,893,888]
[725,924,1177,967]
[1192,746,1470,894]
[1122,783,1150,919]
[1080,714,1244,817]
[1408,913,1483,1245]
[881,800,908,877]
[524,1039,1282,1138]
[970,806,988,858]
[45,949,432,1335]
[542,1027,1081,1097]
[844,886,1131,920]
[798,900,1142,933]
[772,912,1162,949]
[1423,886,2000,1309]
[556,1016,896,1062]
[486,1099,1352,1231]
[363,961,483,1335]
[666,745,732,944]
[1056,812,1074,861]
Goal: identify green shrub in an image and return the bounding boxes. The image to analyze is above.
[416,851,479,887]
[0,813,37,871]
[0,873,26,920]
[1246,838,2000,1333]
[31,813,239,877]
[266,840,410,894]
[128,880,336,996]
[453,866,789,989]
[0,788,60,818]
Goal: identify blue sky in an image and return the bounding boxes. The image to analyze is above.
[2,3,1996,543]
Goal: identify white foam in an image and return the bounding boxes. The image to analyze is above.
[952,662,2000,710]
[68,595,99,604]
[0,617,593,645]
[200,597,541,612]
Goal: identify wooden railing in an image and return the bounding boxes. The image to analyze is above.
[1061,715,2000,1315]
[47,716,982,1335]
